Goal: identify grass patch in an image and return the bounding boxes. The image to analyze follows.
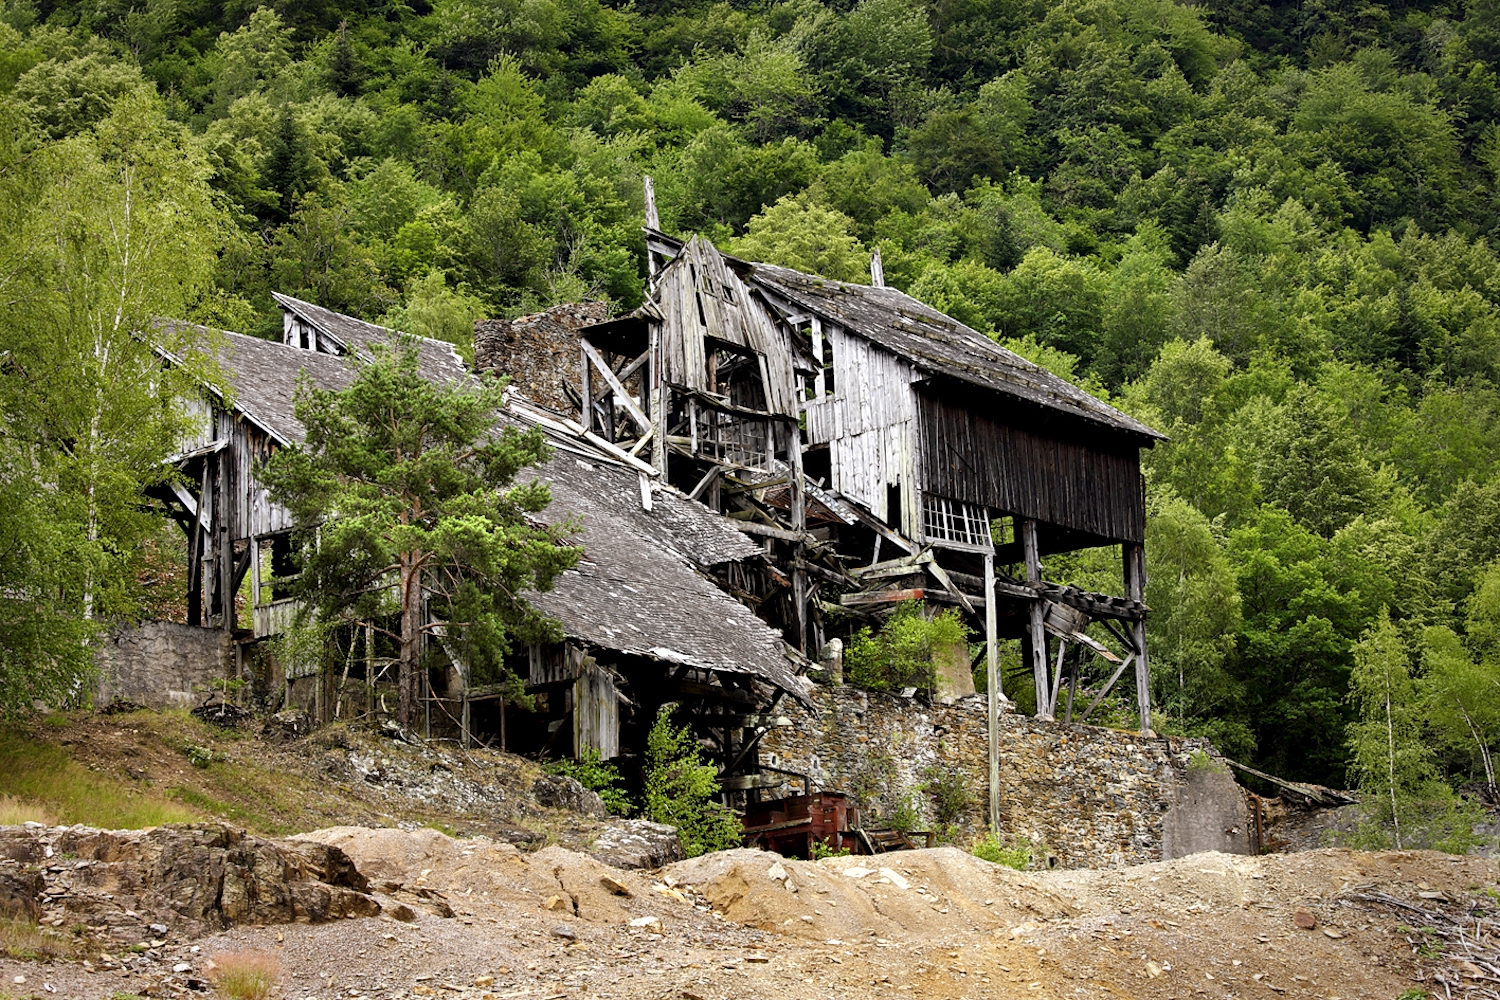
[0,729,198,829]
[209,950,281,1000]
[0,795,57,826]
[0,915,80,960]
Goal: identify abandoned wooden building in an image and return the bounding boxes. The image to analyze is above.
[151,294,812,793]
[568,225,1165,760]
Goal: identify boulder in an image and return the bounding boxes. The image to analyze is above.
[0,870,43,921]
[588,820,684,870]
[5,823,381,937]
[262,709,312,742]
[532,775,609,818]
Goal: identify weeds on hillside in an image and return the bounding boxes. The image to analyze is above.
[209,951,281,1000]
[0,730,196,828]
[971,832,1033,870]
[0,794,56,826]
[0,915,79,960]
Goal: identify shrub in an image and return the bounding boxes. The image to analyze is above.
[844,601,972,693]
[209,951,282,1000]
[642,706,742,858]
[545,747,634,815]
[811,841,852,860]
[971,832,1032,869]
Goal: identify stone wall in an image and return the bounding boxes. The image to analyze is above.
[96,622,233,709]
[474,302,610,413]
[761,685,1252,868]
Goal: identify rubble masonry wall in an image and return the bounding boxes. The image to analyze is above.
[96,622,233,710]
[474,302,609,414]
[761,685,1254,868]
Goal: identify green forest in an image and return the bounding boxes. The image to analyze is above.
[4,0,1500,842]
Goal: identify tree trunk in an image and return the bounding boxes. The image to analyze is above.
[1385,679,1401,850]
[397,551,422,729]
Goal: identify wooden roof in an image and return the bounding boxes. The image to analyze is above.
[193,321,809,703]
[748,263,1164,442]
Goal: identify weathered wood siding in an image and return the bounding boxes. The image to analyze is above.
[917,388,1145,543]
[806,325,921,536]
[658,238,799,418]
[573,659,620,759]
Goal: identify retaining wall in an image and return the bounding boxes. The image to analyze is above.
[761,685,1254,868]
[95,622,233,710]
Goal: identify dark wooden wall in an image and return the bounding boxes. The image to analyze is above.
[917,385,1146,543]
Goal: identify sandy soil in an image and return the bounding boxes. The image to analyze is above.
[5,826,1497,1000]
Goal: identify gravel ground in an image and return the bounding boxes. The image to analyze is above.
[4,831,1498,1000]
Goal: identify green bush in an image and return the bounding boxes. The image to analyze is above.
[845,601,973,693]
[642,706,742,858]
[545,747,634,815]
[971,832,1032,870]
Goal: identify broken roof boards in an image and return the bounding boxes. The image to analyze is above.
[164,301,811,754]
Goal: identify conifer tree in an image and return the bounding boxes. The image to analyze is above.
[259,345,580,727]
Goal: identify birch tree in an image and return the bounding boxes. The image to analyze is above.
[0,92,226,713]
[1345,611,1434,849]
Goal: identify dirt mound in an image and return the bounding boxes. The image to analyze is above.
[664,846,1076,942]
[296,826,691,925]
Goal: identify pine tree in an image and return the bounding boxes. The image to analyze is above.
[259,345,580,727]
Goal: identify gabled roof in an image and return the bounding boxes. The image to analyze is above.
[272,292,470,387]
[192,320,809,703]
[516,445,809,701]
[748,264,1164,441]
[634,230,1162,441]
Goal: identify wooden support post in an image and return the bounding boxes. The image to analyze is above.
[870,246,885,287]
[1065,647,1079,724]
[789,421,808,654]
[186,470,204,627]
[650,325,668,478]
[811,316,825,399]
[983,548,1000,833]
[1124,542,1152,734]
[579,344,592,434]
[1022,518,1051,720]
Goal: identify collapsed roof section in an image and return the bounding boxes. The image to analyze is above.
[181,312,810,708]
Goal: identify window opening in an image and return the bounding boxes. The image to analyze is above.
[921,493,991,549]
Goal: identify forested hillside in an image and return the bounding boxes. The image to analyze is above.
[3,0,1500,835]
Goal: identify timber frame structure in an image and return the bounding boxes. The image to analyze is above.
[563,184,1165,825]
[152,297,813,798]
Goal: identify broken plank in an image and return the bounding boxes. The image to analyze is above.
[727,519,816,543]
[840,588,926,607]
[581,338,651,433]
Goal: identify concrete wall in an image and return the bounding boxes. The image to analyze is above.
[96,622,233,710]
[761,685,1253,868]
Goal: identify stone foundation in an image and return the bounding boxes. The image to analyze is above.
[95,621,233,709]
[761,685,1254,868]
[474,302,609,413]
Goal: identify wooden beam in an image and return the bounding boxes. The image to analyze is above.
[688,465,721,502]
[1079,653,1135,723]
[581,338,651,433]
[727,519,814,543]
[721,772,785,791]
[1124,542,1152,734]
[671,680,761,706]
[842,499,919,556]
[1022,518,1051,720]
[840,588,925,607]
